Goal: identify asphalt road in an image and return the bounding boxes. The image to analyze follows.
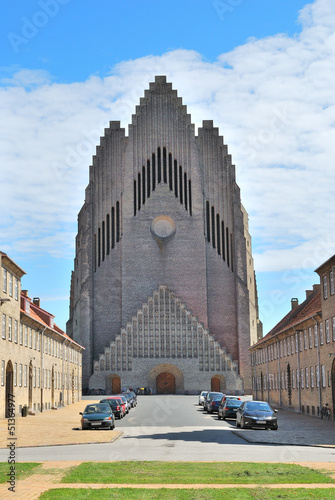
[3,395,335,462]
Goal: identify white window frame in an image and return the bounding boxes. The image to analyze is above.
[323,275,328,299]
[14,278,18,300]
[2,268,7,293]
[320,323,324,345]
[321,365,326,388]
[14,320,18,343]
[305,367,309,388]
[2,314,6,339]
[310,366,314,388]
[326,319,330,343]
[330,268,334,295]
[9,273,13,297]
[333,317,335,342]
[314,325,318,347]
[8,317,12,341]
[1,360,4,385]
[20,324,23,345]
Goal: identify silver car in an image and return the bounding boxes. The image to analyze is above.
[198,391,208,406]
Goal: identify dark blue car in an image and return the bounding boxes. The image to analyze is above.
[80,403,115,430]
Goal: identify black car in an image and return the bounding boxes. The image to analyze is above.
[206,395,223,414]
[80,403,115,430]
[100,398,123,419]
[236,400,278,430]
[218,399,243,420]
[203,392,224,412]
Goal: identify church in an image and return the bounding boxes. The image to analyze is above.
[67,76,261,395]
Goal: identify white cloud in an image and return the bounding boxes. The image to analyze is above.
[1,0,335,272]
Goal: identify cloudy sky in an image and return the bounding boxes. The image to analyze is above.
[1,0,334,334]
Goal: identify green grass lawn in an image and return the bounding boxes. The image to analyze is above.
[62,462,334,485]
[39,487,335,500]
[0,462,41,483]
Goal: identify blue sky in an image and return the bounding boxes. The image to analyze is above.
[1,0,335,336]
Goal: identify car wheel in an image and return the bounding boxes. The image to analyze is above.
[272,426,278,431]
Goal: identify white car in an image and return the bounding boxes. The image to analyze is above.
[198,391,208,406]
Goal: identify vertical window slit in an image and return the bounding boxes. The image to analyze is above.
[147,160,151,198]
[163,147,167,183]
[221,221,225,261]
[188,180,192,216]
[142,166,146,205]
[168,153,173,190]
[226,227,230,266]
[152,153,156,190]
[211,206,216,248]
[179,166,183,204]
[94,234,97,271]
[138,173,141,210]
[206,201,210,242]
[174,160,178,197]
[111,207,115,248]
[106,214,110,255]
[98,228,101,267]
[230,234,234,272]
[133,181,137,216]
[157,147,161,183]
[184,173,188,210]
[216,214,221,255]
[102,220,105,261]
[116,201,120,243]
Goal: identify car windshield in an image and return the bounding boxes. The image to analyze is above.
[225,400,242,407]
[245,402,272,412]
[84,404,110,414]
[101,399,117,407]
[208,392,222,399]
[212,396,222,401]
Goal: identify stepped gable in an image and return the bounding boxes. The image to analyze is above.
[93,286,237,374]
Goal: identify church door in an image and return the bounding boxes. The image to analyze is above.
[112,376,121,394]
[211,377,220,392]
[156,372,175,394]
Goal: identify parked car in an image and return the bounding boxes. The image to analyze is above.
[80,403,115,430]
[106,396,127,417]
[218,399,243,420]
[221,395,241,404]
[236,400,278,430]
[118,394,131,413]
[198,391,208,406]
[203,392,224,411]
[206,395,223,414]
[100,398,124,419]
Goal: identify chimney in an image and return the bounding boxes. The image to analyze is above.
[291,298,299,310]
[33,297,40,308]
[22,290,28,297]
[305,290,313,299]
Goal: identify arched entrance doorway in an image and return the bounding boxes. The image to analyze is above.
[211,375,226,392]
[28,361,33,409]
[5,361,14,418]
[107,374,121,394]
[156,372,175,394]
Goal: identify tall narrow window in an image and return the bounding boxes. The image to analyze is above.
[211,206,216,249]
[152,153,156,190]
[147,160,151,198]
[163,147,167,183]
[168,153,173,190]
[221,221,225,261]
[216,214,221,255]
[106,214,110,255]
[133,181,137,216]
[174,160,178,197]
[157,147,161,183]
[142,166,146,205]
[94,233,97,271]
[188,180,192,216]
[102,221,105,261]
[206,202,210,242]
[111,207,115,248]
[184,172,188,210]
[230,233,234,271]
[116,201,120,242]
[179,166,183,204]
[98,228,101,267]
[226,227,230,267]
[137,173,141,210]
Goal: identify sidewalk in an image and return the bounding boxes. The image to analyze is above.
[0,400,122,449]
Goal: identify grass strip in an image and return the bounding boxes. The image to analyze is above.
[62,462,334,485]
[0,462,41,483]
[39,487,335,500]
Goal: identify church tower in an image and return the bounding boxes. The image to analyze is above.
[67,76,261,394]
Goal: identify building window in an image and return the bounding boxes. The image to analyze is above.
[320,323,324,345]
[326,320,330,343]
[14,363,17,387]
[33,367,36,387]
[34,330,37,350]
[20,324,23,345]
[2,268,7,293]
[310,366,314,388]
[38,367,40,388]
[29,328,32,348]
[316,365,319,388]
[283,340,287,357]
[321,365,326,388]
[305,367,309,388]
[9,274,13,297]
[14,320,18,343]
[301,368,304,389]
[323,275,328,299]
[19,364,22,387]
[15,278,18,300]
[299,331,302,352]
[292,369,295,389]
[25,326,28,346]
[24,365,27,387]
[333,317,335,342]
[8,317,12,341]
[314,325,318,346]
[295,333,298,352]
[2,314,6,339]
[304,330,307,350]
[330,269,334,295]
[1,360,4,385]
[309,327,312,348]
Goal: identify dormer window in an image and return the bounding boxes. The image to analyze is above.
[26,301,30,313]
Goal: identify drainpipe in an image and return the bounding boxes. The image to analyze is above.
[312,315,322,415]
[293,327,301,412]
[40,326,47,412]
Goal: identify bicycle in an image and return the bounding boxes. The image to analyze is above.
[320,403,331,420]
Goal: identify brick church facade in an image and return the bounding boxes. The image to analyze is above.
[67,76,261,394]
